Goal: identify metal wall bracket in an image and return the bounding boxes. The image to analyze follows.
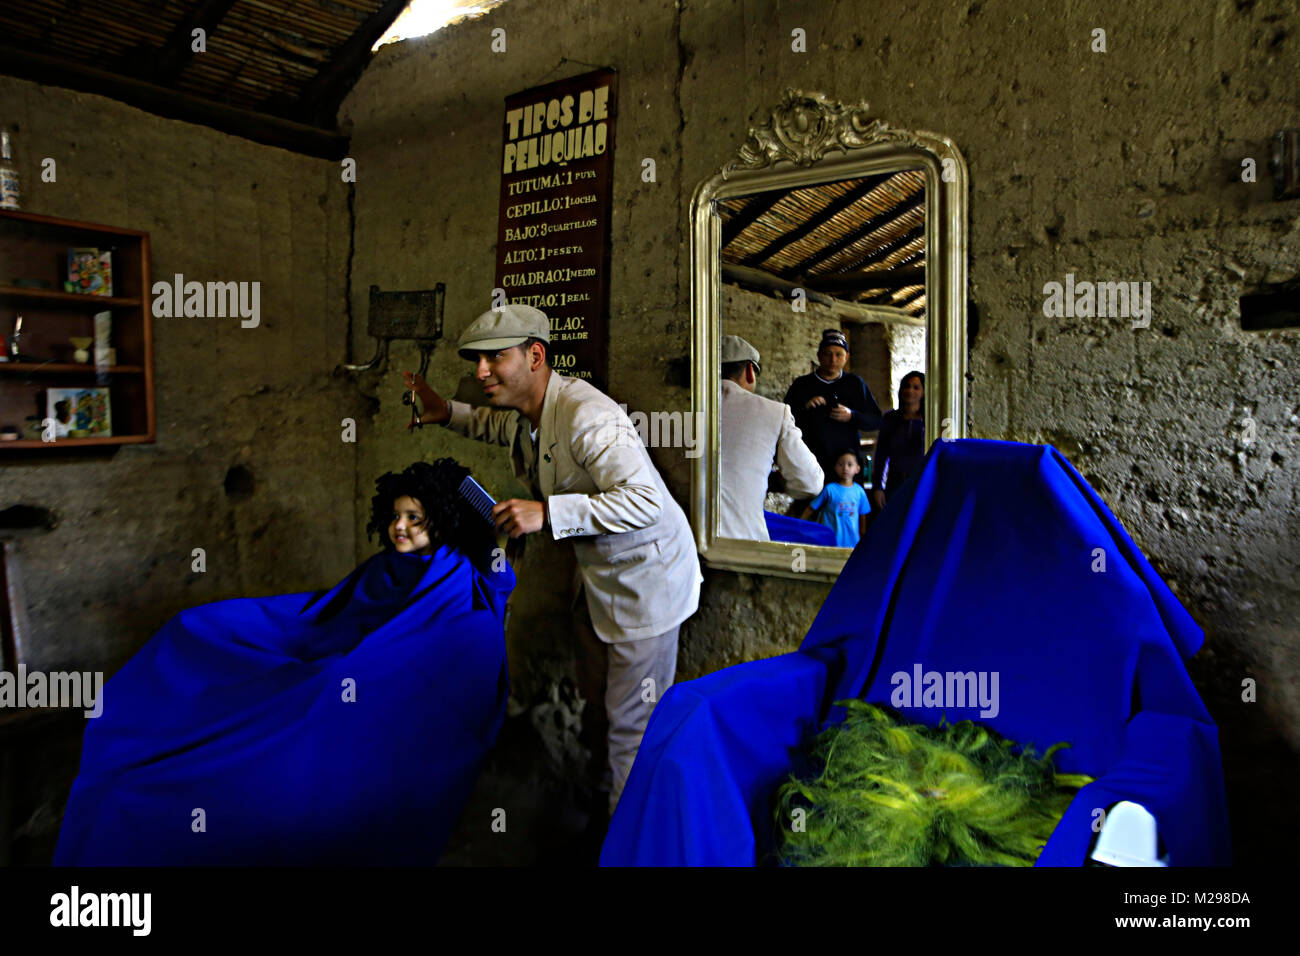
[338,283,445,376]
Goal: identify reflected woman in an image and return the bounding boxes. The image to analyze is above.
[871,371,925,511]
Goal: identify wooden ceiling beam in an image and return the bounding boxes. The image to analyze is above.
[860,287,926,309]
[792,193,924,274]
[721,190,787,249]
[895,288,927,309]
[806,267,926,295]
[151,0,240,85]
[830,298,924,327]
[738,172,892,267]
[835,224,926,274]
[0,42,349,159]
[295,0,411,126]
[721,264,924,327]
[722,263,838,307]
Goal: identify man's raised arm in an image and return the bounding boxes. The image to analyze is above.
[403,370,515,447]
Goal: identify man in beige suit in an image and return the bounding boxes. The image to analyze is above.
[403,305,700,815]
[718,335,823,540]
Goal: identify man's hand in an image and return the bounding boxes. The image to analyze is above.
[870,489,886,511]
[402,371,451,427]
[829,404,852,423]
[493,499,545,538]
[804,395,827,411]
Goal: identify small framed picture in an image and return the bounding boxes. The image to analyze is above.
[66,247,113,296]
[46,386,112,439]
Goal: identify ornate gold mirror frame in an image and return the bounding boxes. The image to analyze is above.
[690,90,968,581]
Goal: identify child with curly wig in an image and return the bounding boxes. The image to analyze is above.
[366,457,498,565]
[57,459,514,866]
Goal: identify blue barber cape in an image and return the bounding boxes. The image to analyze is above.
[56,545,514,866]
[764,510,837,547]
[602,439,1229,866]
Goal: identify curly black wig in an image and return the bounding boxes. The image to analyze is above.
[366,458,497,561]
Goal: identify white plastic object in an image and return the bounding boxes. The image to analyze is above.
[1090,800,1169,867]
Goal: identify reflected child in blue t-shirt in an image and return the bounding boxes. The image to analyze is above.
[801,449,871,549]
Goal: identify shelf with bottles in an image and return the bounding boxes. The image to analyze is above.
[0,209,153,451]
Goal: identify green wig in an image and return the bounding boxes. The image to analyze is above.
[773,701,1093,867]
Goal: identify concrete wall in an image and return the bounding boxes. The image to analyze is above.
[0,76,357,677]
[342,0,1298,860]
[848,321,891,408]
[720,283,824,402]
[886,322,926,405]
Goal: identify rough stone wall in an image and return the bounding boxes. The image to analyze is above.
[341,0,1297,860]
[0,75,356,675]
[886,322,926,404]
[720,283,824,401]
[848,321,892,407]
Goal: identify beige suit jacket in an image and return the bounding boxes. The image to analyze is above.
[446,371,701,643]
[718,378,824,541]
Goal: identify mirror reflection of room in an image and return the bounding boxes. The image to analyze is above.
[716,171,927,549]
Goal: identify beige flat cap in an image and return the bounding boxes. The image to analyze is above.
[720,334,761,372]
[457,304,551,359]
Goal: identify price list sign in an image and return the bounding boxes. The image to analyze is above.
[494,69,617,390]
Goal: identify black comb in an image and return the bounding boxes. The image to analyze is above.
[459,475,497,526]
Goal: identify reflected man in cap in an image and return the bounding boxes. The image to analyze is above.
[403,304,701,818]
[783,328,884,481]
[718,334,823,541]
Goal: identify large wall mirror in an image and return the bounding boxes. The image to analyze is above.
[690,90,968,581]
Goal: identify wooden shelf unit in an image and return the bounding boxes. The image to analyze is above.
[0,285,142,308]
[0,209,154,450]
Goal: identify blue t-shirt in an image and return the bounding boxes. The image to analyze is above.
[810,481,871,548]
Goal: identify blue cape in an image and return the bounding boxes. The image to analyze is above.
[602,439,1229,866]
[55,545,514,865]
[764,510,836,547]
